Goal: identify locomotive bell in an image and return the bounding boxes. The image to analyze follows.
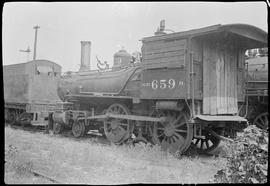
[113,48,131,69]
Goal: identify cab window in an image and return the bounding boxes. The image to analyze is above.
[36,66,53,76]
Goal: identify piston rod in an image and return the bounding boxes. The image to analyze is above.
[78,113,167,123]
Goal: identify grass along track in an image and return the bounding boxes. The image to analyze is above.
[5,125,227,184]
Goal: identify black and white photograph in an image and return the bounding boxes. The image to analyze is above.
[3,1,268,184]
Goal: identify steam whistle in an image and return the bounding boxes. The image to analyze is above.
[96,56,109,70]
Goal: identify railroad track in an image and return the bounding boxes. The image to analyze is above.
[5,156,62,184]
[6,122,223,157]
[5,123,109,184]
[6,122,110,146]
[31,169,62,183]
[9,124,46,133]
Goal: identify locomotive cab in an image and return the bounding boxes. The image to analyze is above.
[139,23,267,153]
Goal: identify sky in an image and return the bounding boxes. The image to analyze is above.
[2,2,268,72]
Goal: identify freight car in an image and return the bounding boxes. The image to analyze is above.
[52,22,267,154]
[241,52,268,130]
[4,60,62,126]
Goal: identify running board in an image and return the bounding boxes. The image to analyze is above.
[194,115,247,122]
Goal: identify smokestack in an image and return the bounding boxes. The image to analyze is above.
[80,41,91,71]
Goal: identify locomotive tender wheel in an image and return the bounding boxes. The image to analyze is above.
[8,113,16,126]
[72,120,85,138]
[191,128,222,154]
[253,112,269,130]
[152,110,193,153]
[53,122,62,134]
[104,103,133,144]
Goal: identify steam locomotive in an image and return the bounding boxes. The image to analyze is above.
[4,21,268,154]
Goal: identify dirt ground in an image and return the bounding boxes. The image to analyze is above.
[4,126,227,184]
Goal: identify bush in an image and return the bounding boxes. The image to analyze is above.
[214,125,268,183]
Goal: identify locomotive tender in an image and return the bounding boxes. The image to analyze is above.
[4,60,62,126]
[54,22,267,153]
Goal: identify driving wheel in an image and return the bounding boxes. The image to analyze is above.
[152,110,193,153]
[104,103,133,144]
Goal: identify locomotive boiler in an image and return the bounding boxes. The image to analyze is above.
[53,22,267,154]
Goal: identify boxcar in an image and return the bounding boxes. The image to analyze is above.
[4,59,62,126]
[55,23,267,153]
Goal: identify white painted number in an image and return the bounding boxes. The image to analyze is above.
[151,80,158,89]
[168,79,176,89]
[160,80,167,89]
[150,79,182,89]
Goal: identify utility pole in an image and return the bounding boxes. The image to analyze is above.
[33,25,40,60]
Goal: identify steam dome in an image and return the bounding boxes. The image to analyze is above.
[113,49,131,69]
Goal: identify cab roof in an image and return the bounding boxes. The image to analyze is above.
[142,23,267,48]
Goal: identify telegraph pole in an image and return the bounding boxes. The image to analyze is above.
[33,25,40,60]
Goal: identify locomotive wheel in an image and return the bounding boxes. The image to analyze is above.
[191,128,222,154]
[53,122,62,134]
[72,120,85,138]
[104,103,133,144]
[253,112,269,130]
[8,113,16,125]
[152,110,193,153]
